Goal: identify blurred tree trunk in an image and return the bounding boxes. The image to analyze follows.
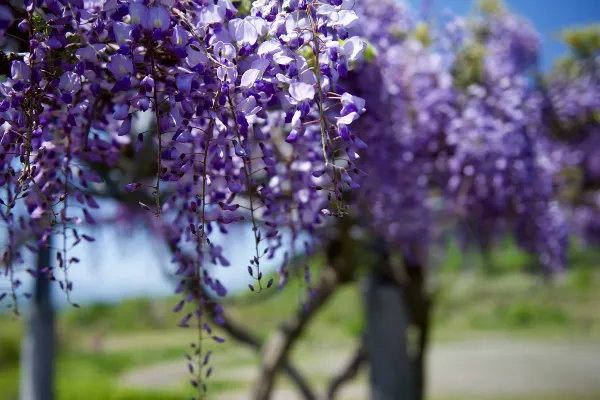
[365,244,431,400]
[365,268,414,400]
[404,262,430,400]
[20,236,54,400]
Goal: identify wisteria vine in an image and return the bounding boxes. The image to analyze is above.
[0,0,367,394]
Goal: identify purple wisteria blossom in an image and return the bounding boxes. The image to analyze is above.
[0,0,370,392]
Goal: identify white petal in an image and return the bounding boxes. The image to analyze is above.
[250,58,270,73]
[211,29,233,45]
[300,30,313,44]
[296,57,310,70]
[218,0,237,12]
[241,68,261,88]
[297,16,310,30]
[327,11,341,27]
[236,19,258,45]
[246,16,268,36]
[228,19,243,40]
[273,51,295,65]
[320,75,331,93]
[291,110,302,130]
[337,10,359,29]
[299,69,317,86]
[289,82,315,102]
[342,36,366,62]
[217,66,227,81]
[276,73,292,84]
[285,14,297,34]
[199,2,225,24]
[326,41,341,51]
[237,97,262,116]
[337,112,359,126]
[214,117,227,133]
[258,40,282,56]
[186,47,210,67]
[214,41,236,60]
[316,4,336,15]
[225,66,238,83]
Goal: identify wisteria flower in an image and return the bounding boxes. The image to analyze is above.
[0,5,13,32]
[129,3,148,26]
[112,103,130,120]
[109,54,135,78]
[0,0,373,389]
[172,24,188,48]
[214,41,237,61]
[198,0,236,25]
[144,6,171,32]
[75,44,106,63]
[342,37,367,63]
[113,22,131,46]
[118,115,132,136]
[11,61,31,81]
[237,96,262,118]
[240,59,269,88]
[176,71,194,93]
[289,82,315,102]
[340,93,366,116]
[59,72,82,94]
[280,14,312,49]
[58,71,82,103]
[229,18,259,47]
[184,49,207,72]
[108,55,135,92]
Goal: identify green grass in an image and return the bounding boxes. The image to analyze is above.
[432,271,600,341]
[0,344,198,400]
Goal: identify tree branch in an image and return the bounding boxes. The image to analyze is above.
[252,265,340,400]
[206,304,318,400]
[326,340,367,400]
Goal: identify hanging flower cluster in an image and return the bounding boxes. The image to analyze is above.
[0,0,367,393]
[343,0,570,271]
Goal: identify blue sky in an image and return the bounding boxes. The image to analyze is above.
[7,0,600,308]
[411,0,600,70]
[13,211,307,308]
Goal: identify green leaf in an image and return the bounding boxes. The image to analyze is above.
[237,0,253,17]
[561,24,600,59]
[363,40,378,63]
[478,0,505,14]
[414,22,431,47]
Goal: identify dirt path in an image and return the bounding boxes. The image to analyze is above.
[119,337,600,399]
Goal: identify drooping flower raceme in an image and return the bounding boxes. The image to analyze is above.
[0,0,368,392]
[345,0,569,272]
